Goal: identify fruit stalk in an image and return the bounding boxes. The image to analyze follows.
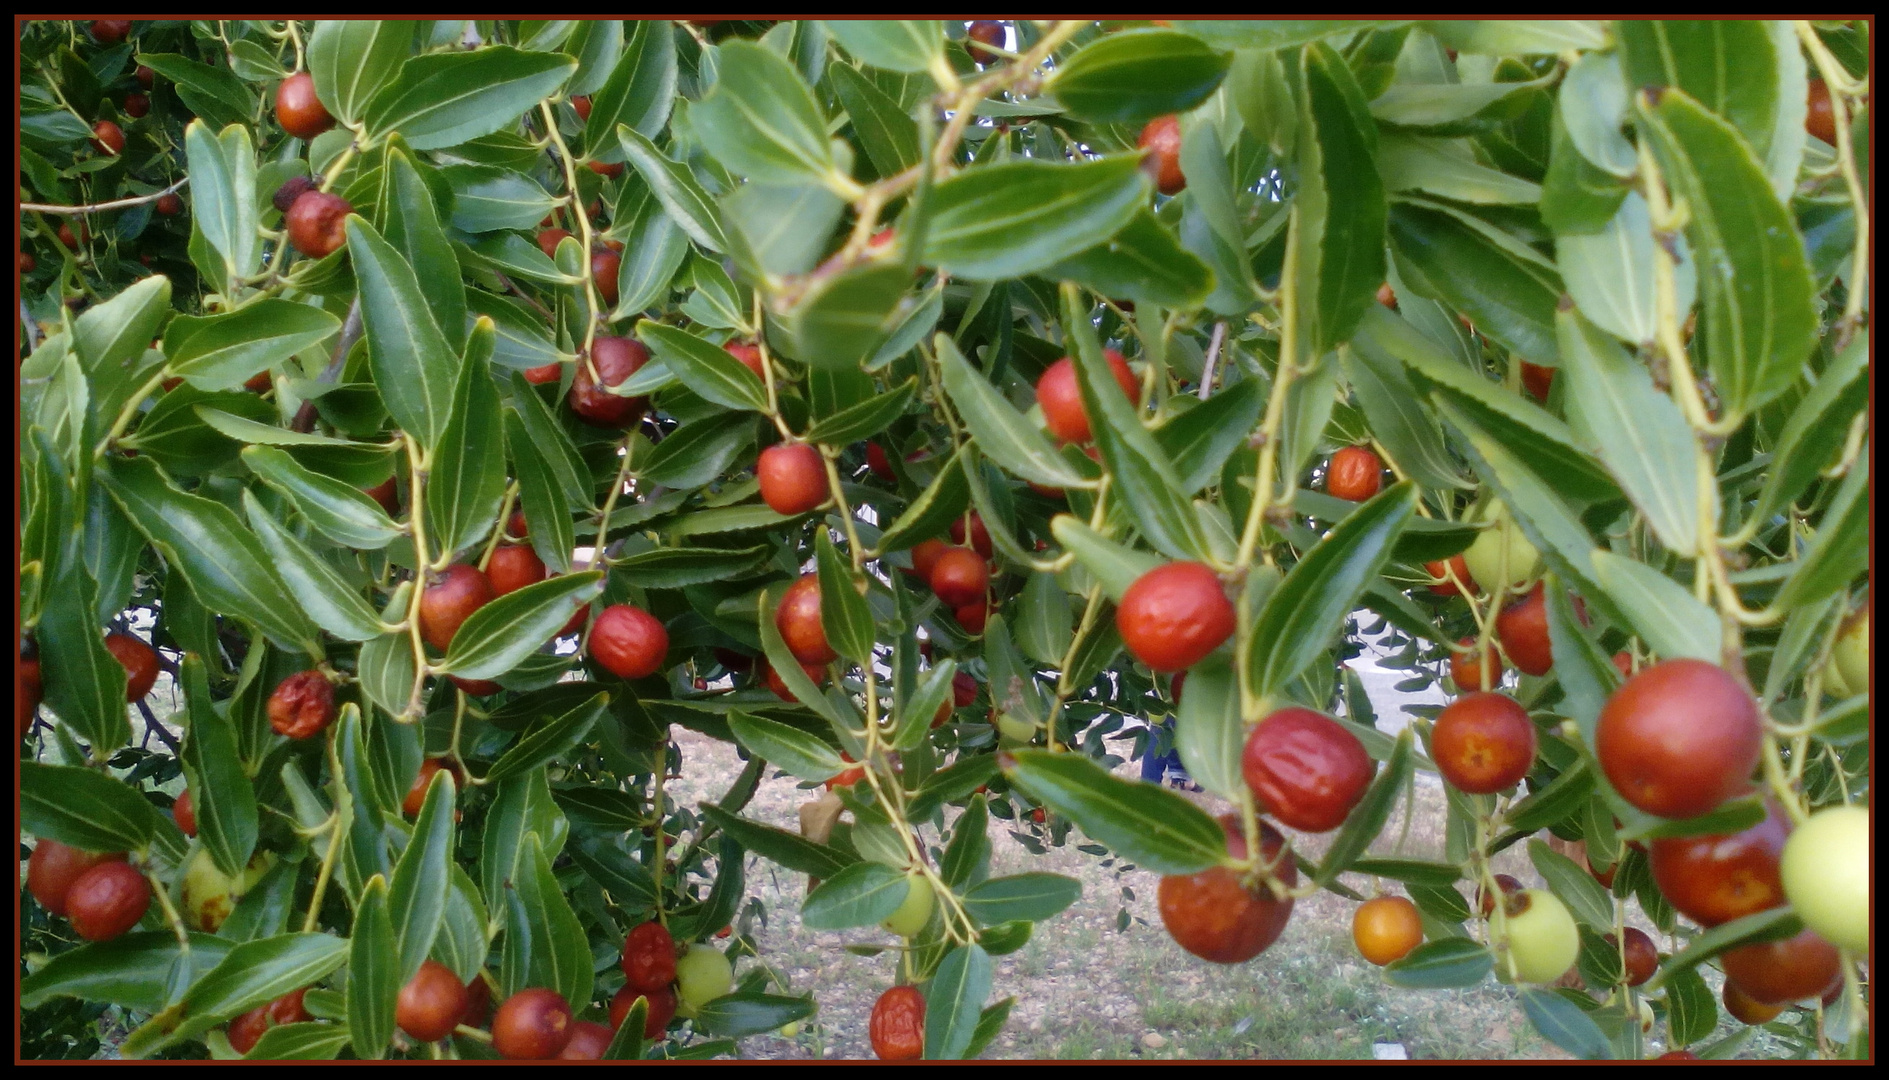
[402,434,439,719]
[536,100,603,361]
[1794,22,1869,343]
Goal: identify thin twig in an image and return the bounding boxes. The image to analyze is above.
[22,176,189,215]
[1198,321,1227,400]
[291,297,363,433]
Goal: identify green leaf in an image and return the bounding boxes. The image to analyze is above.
[347,876,398,1059]
[424,326,506,557]
[1170,21,1390,51]
[1503,759,1595,836]
[694,992,818,1038]
[440,572,604,680]
[603,995,647,1060]
[347,215,460,448]
[964,996,1016,1059]
[1617,21,1780,164]
[242,445,402,550]
[514,832,593,1009]
[389,767,456,983]
[922,157,1150,280]
[1751,331,1867,528]
[184,122,259,281]
[757,589,844,728]
[924,944,992,1061]
[1663,965,1718,1047]
[1043,210,1214,312]
[610,545,767,589]
[1249,482,1415,703]
[1643,907,1797,993]
[1770,455,1867,611]
[244,1023,353,1061]
[1338,342,1470,492]
[241,492,385,642]
[801,861,910,930]
[636,322,767,412]
[1528,839,1615,930]
[363,46,576,150]
[166,301,340,392]
[830,62,920,177]
[1556,193,1694,347]
[1636,86,1817,418]
[1590,552,1722,662]
[1389,201,1561,362]
[1049,515,1162,602]
[1379,133,1542,205]
[1005,749,1224,875]
[180,656,259,877]
[505,378,591,510]
[693,41,839,188]
[99,457,316,652]
[962,873,1081,925]
[1296,42,1386,356]
[22,932,231,1013]
[1348,859,1462,887]
[722,180,847,282]
[1384,938,1493,988]
[161,933,350,1049]
[22,762,165,854]
[1425,20,1608,54]
[480,691,609,785]
[585,18,675,157]
[306,20,414,127]
[443,165,555,233]
[806,378,917,445]
[1047,29,1230,126]
[618,126,726,252]
[1314,729,1414,887]
[1173,653,1244,801]
[904,749,996,819]
[1556,308,1701,552]
[823,20,943,74]
[696,804,856,878]
[137,53,257,129]
[1519,986,1611,1060]
[384,148,468,352]
[638,415,754,489]
[36,559,130,754]
[728,710,845,782]
[485,771,572,912]
[814,532,874,664]
[934,335,1087,490]
[774,262,912,371]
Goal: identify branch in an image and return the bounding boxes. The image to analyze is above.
[22,176,189,215]
[291,297,363,433]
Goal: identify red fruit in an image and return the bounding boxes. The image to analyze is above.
[104,632,160,701]
[450,676,502,696]
[908,538,949,582]
[136,65,155,89]
[569,336,652,428]
[929,547,990,608]
[1520,361,1556,403]
[1607,927,1659,987]
[275,71,335,140]
[1495,583,1554,677]
[558,1021,613,1059]
[155,192,183,216]
[524,361,562,384]
[931,698,953,728]
[488,544,547,597]
[397,959,470,1043]
[271,175,318,214]
[1241,708,1374,833]
[776,575,837,666]
[586,158,626,178]
[1326,446,1383,502]
[1649,800,1788,927]
[621,921,678,994]
[91,19,131,43]
[285,191,351,258]
[558,596,590,637]
[1116,562,1235,673]
[66,861,152,941]
[1449,637,1501,692]
[402,758,453,816]
[1477,873,1523,917]
[28,842,124,916]
[757,443,829,516]
[1611,651,1634,679]
[507,510,529,540]
[173,789,197,837]
[572,96,593,121]
[268,669,337,739]
[493,988,574,1060]
[591,246,622,305]
[1806,78,1836,144]
[536,228,572,259]
[420,564,495,652]
[826,752,867,791]
[1376,283,1397,309]
[1036,351,1139,445]
[227,1005,271,1055]
[364,476,400,516]
[590,604,669,680]
[611,984,677,1038]
[245,370,273,394]
[950,513,993,559]
[1597,659,1762,821]
[19,252,36,275]
[124,92,150,119]
[1423,555,1475,597]
[1723,981,1784,1026]
[21,651,43,737]
[869,985,925,1061]
[762,658,826,703]
[1657,1051,1699,1060]
[965,19,1005,65]
[1157,815,1296,963]
[955,600,989,634]
[723,341,766,381]
[1138,115,1185,195]
[952,672,978,707]
[865,442,896,481]
[1431,692,1536,794]
[1722,928,1841,1004]
[461,973,495,1028]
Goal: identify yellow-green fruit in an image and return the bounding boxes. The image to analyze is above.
[1462,502,1540,594]
[1832,609,1867,698]
[994,711,1037,746]
[180,848,274,932]
[779,1021,800,1038]
[674,944,735,1017]
[1780,805,1868,953]
[1499,889,1579,984]
[880,873,935,938]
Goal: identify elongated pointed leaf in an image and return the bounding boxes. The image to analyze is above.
[243,445,402,550]
[1590,552,1721,662]
[1173,654,1243,800]
[801,861,910,929]
[440,571,603,680]
[694,40,837,185]
[348,216,460,448]
[830,62,919,176]
[935,336,1086,489]
[1384,937,1494,988]
[695,992,819,1038]
[618,126,726,252]
[637,322,767,412]
[425,322,506,558]
[697,804,855,878]
[585,18,675,157]
[1297,42,1386,355]
[481,692,608,785]
[728,710,845,782]
[1314,729,1413,886]
[166,301,341,391]
[22,762,165,854]
[515,832,593,1009]
[1389,201,1561,363]
[389,767,456,983]
[306,20,413,126]
[923,157,1150,281]
[347,876,397,1059]
[962,874,1081,925]
[1004,749,1223,875]
[180,656,258,877]
[1048,29,1230,125]
[364,46,575,150]
[925,943,992,1060]
[824,20,942,74]
[1519,986,1611,1060]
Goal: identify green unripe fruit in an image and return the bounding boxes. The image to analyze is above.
[181,848,275,932]
[1498,889,1579,985]
[673,945,735,1016]
[1462,502,1539,595]
[1780,805,1867,953]
[994,711,1037,746]
[1831,609,1867,699]
[881,873,935,938]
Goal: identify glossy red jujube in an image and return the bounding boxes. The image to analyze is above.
[66,861,152,941]
[1720,928,1842,1005]
[569,337,651,428]
[28,842,124,916]
[758,443,828,516]
[1649,800,1789,927]
[104,632,159,701]
[589,604,669,680]
[492,988,574,1060]
[1036,350,1139,445]
[1117,562,1235,673]
[419,564,495,652]
[1596,659,1762,820]
[929,547,990,608]
[1158,815,1296,963]
[275,71,334,139]
[396,960,470,1042]
[621,920,679,994]
[1326,446,1383,502]
[776,575,837,666]
[1138,115,1185,195]
[1241,708,1374,833]
[285,191,351,259]
[1494,583,1554,677]
[174,789,197,837]
[1431,692,1537,794]
[965,20,1005,65]
[487,544,547,597]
